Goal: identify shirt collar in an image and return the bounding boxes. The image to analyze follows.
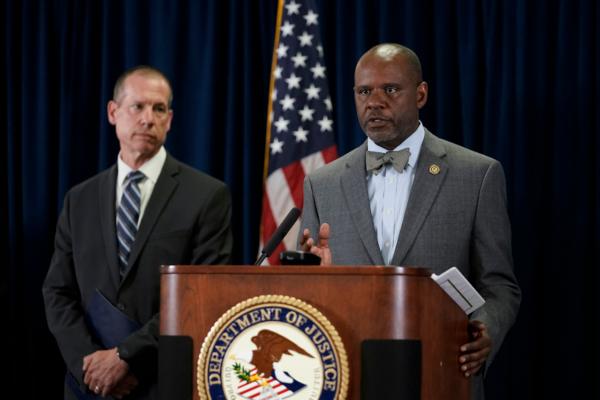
[117,146,167,187]
[367,122,425,168]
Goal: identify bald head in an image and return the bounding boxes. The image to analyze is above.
[113,65,173,108]
[353,43,428,149]
[357,43,423,84]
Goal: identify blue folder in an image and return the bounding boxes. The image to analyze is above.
[66,288,142,399]
[85,288,141,348]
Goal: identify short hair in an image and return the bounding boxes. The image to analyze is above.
[112,65,173,107]
[364,43,423,83]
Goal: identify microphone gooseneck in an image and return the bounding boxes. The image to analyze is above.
[255,207,301,265]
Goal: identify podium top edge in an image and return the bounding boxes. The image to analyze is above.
[159,265,432,276]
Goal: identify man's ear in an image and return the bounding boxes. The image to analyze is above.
[107,100,118,125]
[416,81,428,109]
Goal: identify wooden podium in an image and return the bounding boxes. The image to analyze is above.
[160,265,469,400]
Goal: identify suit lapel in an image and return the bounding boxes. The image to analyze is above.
[391,131,448,265]
[122,155,180,283]
[98,166,121,288]
[340,142,385,265]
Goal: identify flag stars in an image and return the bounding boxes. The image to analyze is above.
[304,84,321,99]
[311,63,326,78]
[274,66,283,79]
[293,127,309,142]
[263,3,338,251]
[277,43,289,58]
[318,116,333,132]
[274,116,290,132]
[279,95,296,111]
[271,89,278,101]
[298,105,315,121]
[304,10,318,25]
[291,52,308,68]
[270,137,284,154]
[285,0,301,15]
[281,21,295,37]
[285,73,302,89]
[298,31,314,47]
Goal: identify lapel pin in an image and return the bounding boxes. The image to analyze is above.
[429,164,441,175]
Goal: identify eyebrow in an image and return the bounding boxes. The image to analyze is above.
[355,82,402,88]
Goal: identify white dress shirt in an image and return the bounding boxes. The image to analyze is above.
[116,146,167,227]
[367,123,425,264]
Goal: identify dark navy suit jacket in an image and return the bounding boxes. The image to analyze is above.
[43,154,233,399]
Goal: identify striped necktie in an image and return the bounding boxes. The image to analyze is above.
[116,170,145,276]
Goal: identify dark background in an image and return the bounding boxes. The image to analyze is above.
[4,0,599,398]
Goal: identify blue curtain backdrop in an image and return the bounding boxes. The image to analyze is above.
[4,0,599,398]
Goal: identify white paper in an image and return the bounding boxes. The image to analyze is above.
[431,267,485,314]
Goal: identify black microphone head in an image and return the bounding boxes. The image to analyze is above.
[262,207,301,256]
[280,250,321,265]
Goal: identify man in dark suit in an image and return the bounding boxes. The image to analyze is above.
[299,43,520,399]
[43,66,233,399]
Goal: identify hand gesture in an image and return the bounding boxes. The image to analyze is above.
[299,223,332,265]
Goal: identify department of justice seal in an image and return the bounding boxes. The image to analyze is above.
[198,295,349,400]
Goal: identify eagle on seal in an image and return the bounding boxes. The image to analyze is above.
[250,329,314,377]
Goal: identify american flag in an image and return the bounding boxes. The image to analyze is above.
[236,368,297,399]
[259,0,338,265]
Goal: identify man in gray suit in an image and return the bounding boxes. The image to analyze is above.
[43,66,232,399]
[300,43,520,399]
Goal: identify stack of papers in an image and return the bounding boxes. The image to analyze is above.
[431,267,485,314]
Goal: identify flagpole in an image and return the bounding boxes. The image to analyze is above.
[258,0,285,263]
[262,0,285,183]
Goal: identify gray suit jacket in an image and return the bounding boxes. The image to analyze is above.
[43,154,233,399]
[300,130,520,399]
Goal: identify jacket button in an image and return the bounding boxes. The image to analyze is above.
[117,303,126,311]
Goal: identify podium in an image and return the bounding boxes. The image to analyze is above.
[160,265,470,400]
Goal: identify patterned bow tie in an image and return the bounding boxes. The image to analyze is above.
[365,149,411,175]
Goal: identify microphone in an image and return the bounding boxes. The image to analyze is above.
[255,207,301,265]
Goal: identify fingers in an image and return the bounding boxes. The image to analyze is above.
[88,381,105,396]
[101,384,111,397]
[461,320,490,349]
[459,320,491,378]
[460,336,489,376]
[93,371,136,397]
[301,224,333,265]
[300,228,313,251]
[312,246,332,265]
[89,381,110,396]
[83,354,94,385]
[300,228,310,246]
[460,345,490,364]
[460,335,489,353]
[308,244,324,257]
[82,349,130,395]
[317,223,330,248]
[82,354,91,372]
[467,320,487,338]
[459,356,486,377]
